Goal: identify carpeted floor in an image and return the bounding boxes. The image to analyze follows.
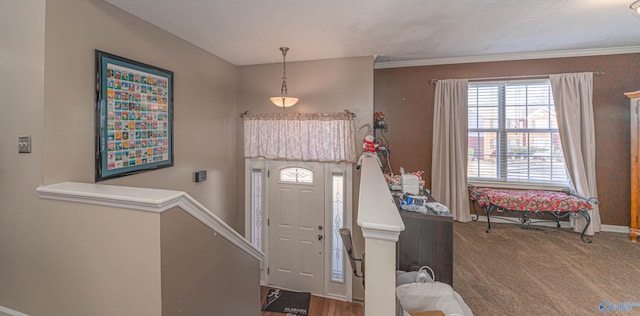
[453,221,640,315]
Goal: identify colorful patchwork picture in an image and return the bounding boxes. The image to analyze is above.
[96,50,173,181]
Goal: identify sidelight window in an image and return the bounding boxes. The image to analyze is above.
[250,168,263,251]
[331,173,345,282]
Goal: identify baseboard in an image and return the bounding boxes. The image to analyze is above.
[473,215,630,234]
[0,305,30,316]
[601,224,630,234]
[316,292,349,302]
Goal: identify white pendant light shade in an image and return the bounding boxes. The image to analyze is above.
[270,47,298,108]
[632,0,640,13]
[270,96,299,108]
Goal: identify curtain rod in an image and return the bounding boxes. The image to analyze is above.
[344,110,356,118]
[429,71,606,84]
[239,110,356,118]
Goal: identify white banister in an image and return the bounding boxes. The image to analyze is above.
[356,156,404,316]
[36,182,264,263]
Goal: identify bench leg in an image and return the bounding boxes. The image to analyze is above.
[578,210,592,243]
[485,204,497,233]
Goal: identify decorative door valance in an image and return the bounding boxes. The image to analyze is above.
[243,112,356,163]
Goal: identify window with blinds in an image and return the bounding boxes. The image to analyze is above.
[467,80,569,186]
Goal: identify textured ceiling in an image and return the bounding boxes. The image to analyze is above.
[104,0,640,66]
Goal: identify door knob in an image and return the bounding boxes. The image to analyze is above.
[318,234,323,241]
[318,225,323,230]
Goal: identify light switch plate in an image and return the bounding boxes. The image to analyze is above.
[194,170,207,182]
[18,136,31,153]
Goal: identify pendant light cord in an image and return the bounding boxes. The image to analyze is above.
[280,47,289,96]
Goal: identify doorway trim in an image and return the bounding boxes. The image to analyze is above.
[244,158,353,301]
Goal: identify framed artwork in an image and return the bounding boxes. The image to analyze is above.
[95,50,174,182]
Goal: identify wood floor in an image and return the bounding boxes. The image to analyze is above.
[260,286,363,316]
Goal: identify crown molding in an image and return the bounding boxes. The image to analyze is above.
[374,46,640,69]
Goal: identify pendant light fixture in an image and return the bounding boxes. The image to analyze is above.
[632,0,640,14]
[270,47,299,108]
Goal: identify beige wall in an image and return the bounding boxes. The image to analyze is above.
[161,208,261,316]
[237,56,374,300]
[43,0,239,226]
[0,0,47,313]
[21,202,162,316]
[1,0,243,314]
[2,1,374,312]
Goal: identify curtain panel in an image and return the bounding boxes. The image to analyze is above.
[431,79,471,222]
[550,72,601,235]
[243,112,357,163]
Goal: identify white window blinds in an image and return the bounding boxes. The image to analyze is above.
[467,80,569,185]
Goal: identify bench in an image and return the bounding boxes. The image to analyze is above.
[468,186,599,243]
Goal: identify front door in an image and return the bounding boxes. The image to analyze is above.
[268,162,325,294]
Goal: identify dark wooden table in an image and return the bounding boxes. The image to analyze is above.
[394,191,454,287]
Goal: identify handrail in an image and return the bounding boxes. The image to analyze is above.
[36,182,264,263]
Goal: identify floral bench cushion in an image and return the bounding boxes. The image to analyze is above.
[468,186,593,212]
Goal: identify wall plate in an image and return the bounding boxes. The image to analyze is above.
[194,170,207,182]
[18,136,31,153]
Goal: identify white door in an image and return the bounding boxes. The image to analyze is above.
[268,162,325,294]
